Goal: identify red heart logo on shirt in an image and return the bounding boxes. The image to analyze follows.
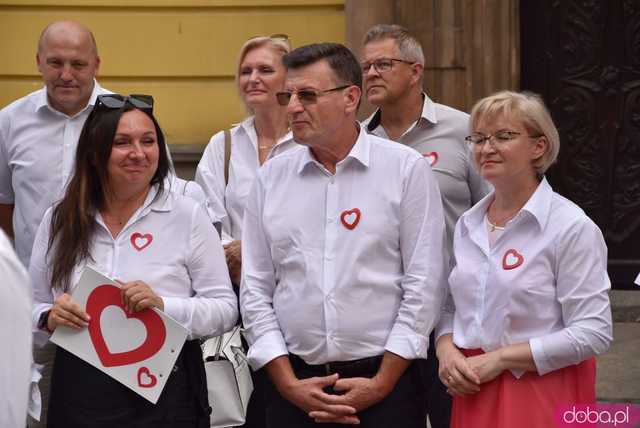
[423,151,439,167]
[86,284,167,367]
[137,366,157,388]
[340,208,361,230]
[131,233,153,251]
[502,249,524,270]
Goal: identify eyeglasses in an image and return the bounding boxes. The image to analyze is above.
[465,130,541,148]
[360,58,414,74]
[95,94,154,113]
[276,85,351,106]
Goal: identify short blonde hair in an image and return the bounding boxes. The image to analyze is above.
[235,36,291,105]
[470,90,560,175]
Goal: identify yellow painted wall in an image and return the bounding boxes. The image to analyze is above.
[0,0,345,145]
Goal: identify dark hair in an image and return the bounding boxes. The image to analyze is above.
[47,104,170,291]
[282,42,362,92]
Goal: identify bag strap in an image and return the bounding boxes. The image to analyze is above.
[223,129,231,186]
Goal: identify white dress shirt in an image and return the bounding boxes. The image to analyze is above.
[240,128,446,369]
[437,178,613,376]
[195,116,296,243]
[0,230,31,428]
[363,94,490,252]
[29,186,238,347]
[0,81,111,267]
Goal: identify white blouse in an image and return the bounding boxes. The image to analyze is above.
[29,186,238,346]
[437,178,612,376]
[195,116,296,243]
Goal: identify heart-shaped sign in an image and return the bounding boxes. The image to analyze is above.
[137,367,157,388]
[502,249,524,270]
[86,284,166,367]
[423,151,439,167]
[131,232,153,251]
[340,208,361,230]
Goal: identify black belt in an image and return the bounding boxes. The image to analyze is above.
[289,353,383,378]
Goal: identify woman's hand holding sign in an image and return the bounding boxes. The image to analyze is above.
[118,280,164,312]
[48,293,91,331]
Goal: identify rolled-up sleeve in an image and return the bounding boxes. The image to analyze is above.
[194,131,230,236]
[529,217,612,375]
[385,157,446,359]
[163,204,238,339]
[239,172,288,370]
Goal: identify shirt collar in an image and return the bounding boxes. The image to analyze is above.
[297,123,370,174]
[35,79,104,116]
[140,183,173,215]
[237,115,294,151]
[460,177,553,235]
[364,92,438,133]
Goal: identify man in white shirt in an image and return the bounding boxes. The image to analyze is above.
[240,42,446,427]
[0,20,108,268]
[0,230,31,428]
[360,24,490,428]
[0,21,108,427]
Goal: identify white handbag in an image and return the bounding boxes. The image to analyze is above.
[202,326,254,428]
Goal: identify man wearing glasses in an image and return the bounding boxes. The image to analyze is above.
[360,24,490,428]
[0,21,109,427]
[240,42,446,427]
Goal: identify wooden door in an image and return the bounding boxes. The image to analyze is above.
[521,0,640,289]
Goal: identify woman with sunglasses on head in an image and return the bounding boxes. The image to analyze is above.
[434,91,612,428]
[29,94,238,427]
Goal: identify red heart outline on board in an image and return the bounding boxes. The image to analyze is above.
[86,284,166,367]
[423,151,439,167]
[130,233,153,251]
[340,208,361,230]
[502,249,524,270]
[137,367,157,388]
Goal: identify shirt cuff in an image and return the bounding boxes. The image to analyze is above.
[529,336,554,375]
[435,313,454,342]
[384,323,429,360]
[162,296,188,332]
[31,304,53,348]
[246,330,288,370]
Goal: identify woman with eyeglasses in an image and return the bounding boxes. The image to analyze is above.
[29,94,238,427]
[434,91,612,427]
[195,35,296,428]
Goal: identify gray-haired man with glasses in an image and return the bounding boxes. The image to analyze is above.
[360,24,490,428]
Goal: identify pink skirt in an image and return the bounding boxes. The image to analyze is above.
[451,348,596,428]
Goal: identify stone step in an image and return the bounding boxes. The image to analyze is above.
[610,290,640,322]
[596,322,640,404]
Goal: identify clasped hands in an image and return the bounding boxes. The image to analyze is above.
[281,373,391,425]
[438,345,505,396]
[46,280,163,332]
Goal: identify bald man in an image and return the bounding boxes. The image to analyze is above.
[0,21,110,427]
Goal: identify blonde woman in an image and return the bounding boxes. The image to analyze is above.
[436,91,612,428]
[196,35,295,284]
[195,35,295,428]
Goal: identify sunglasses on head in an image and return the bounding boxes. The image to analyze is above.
[95,94,154,113]
[275,85,351,106]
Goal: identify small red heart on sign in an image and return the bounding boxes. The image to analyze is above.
[86,284,166,367]
[423,151,439,166]
[137,366,157,388]
[131,233,153,251]
[340,208,361,230]
[502,249,524,270]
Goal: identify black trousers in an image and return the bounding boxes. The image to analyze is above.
[47,340,210,428]
[421,332,452,428]
[264,355,427,428]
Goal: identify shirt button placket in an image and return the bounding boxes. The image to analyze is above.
[324,175,338,359]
